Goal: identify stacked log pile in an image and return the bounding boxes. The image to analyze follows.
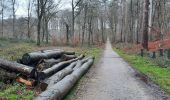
[0,49,95,99]
[35,57,94,100]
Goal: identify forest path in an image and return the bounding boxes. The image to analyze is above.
[70,39,161,100]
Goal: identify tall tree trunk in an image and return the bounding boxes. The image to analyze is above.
[42,17,45,42]
[101,17,105,43]
[142,0,150,50]
[66,24,69,44]
[12,0,16,38]
[72,0,75,43]
[81,5,87,46]
[27,0,31,39]
[45,18,49,44]
[1,0,3,37]
[37,0,41,46]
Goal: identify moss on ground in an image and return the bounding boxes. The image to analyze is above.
[114,48,170,93]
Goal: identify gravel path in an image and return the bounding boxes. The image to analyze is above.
[70,40,165,100]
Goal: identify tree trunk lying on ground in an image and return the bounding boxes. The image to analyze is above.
[38,54,84,80]
[41,49,62,53]
[63,51,75,55]
[22,51,64,65]
[45,57,94,88]
[61,54,77,61]
[38,54,77,70]
[35,57,94,100]
[42,49,75,55]
[0,68,17,80]
[0,58,35,77]
[36,59,62,71]
[44,62,77,88]
[22,50,76,65]
[73,56,94,70]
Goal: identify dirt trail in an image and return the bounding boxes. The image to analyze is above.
[70,39,165,100]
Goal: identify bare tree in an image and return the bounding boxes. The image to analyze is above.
[142,0,149,50]
[71,0,83,42]
[26,0,35,39]
[11,0,16,38]
[36,0,47,45]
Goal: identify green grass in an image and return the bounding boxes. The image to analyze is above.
[0,83,34,100]
[0,42,37,99]
[114,48,170,93]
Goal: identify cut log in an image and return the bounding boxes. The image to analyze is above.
[16,77,35,86]
[0,68,17,80]
[45,62,77,88]
[22,51,64,65]
[42,49,75,55]
[41,49,62,53]
[35,57,94,100]
[73,56,94,70]
[38,54,84,80]
[37,55,76,71]
[40,59,62,69]
[63,51,75,55]
[0,58,35,77]
[40,55,76,68]
[61,54,76,61]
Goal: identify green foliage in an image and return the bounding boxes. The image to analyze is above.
[114,48,170,93]
[0,83,34,100]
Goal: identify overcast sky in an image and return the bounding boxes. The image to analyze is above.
[16,0,72,17]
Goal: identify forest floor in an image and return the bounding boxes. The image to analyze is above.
[1,38,170,100]
[0,38,103,99]
[66,39,170,100]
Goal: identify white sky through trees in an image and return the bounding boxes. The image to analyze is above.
[16,0,72,17]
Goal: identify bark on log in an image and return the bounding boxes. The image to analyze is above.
[42,55,76,67]
[38,54,84,80]
[73,56,94,70]
[42,49,75,55]
[41,59,62,69]
[0,68,17,80]
[35,58,94,100]
[63,51,75,55]
[41,49,62,53]
[61,54,76,61]
[37,55,76,71]
[44,62,77,88]
[22,51,64,65]
[0,58,35,77]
